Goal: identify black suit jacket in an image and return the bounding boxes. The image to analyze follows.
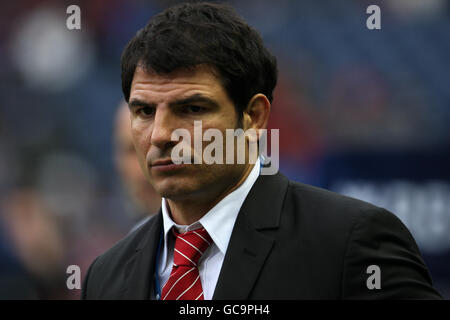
[82,172,442,299]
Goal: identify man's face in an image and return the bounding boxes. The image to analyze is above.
[128,65,249,202]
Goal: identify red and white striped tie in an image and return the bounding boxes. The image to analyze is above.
[161,227,212,300]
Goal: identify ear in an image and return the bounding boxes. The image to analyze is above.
[242,93,271,140]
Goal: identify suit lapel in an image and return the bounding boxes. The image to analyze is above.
[121,211,163,299]
[213,172,289,299]
[212,213,274,299]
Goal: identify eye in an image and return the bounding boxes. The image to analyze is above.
[137,107,154,117]
[185,105,205,113]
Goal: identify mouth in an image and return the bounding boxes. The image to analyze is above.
[150,158,188,173]
[151,159,175,166]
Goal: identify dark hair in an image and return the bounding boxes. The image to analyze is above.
[120,2,278,117]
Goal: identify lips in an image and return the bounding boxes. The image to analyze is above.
[151,159,174,167]
[149,158,187,173]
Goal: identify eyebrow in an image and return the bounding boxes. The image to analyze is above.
[128,99,155,109]
[170,94,220,109]
[128,93,220,110]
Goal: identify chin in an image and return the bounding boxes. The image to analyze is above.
[155,181,194,200]
[160,191,194,202]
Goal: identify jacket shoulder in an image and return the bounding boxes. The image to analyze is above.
[82,214,159,299]
[282,179,441,298]
[286,179,383,223]
[99,214,157,264]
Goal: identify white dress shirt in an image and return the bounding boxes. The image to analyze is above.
[155,157,261,300]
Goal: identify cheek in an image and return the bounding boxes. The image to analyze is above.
[126,155,144,178]
[131,122,150,154]
[131,124,151,172]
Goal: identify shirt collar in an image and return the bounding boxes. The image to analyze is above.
[161,157,261,257]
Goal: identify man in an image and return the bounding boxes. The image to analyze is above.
[114,100,161,231]
[83,2,441,299]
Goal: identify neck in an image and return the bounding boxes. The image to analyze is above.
[166,163,255,225]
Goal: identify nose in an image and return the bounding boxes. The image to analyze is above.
[150,107,176,151]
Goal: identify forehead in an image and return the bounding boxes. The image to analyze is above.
[130,65,227,103]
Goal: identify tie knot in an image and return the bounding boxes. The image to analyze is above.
[173,227,212,267]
